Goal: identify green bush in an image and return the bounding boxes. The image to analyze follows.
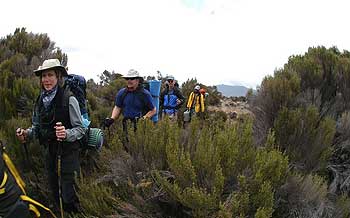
[155,119,288,217]
[274,106,335,172]
[78,177,120,217]
[274,174,332,218]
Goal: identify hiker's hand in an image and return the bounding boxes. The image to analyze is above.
[16,128,27,143]
[138,116,148,121]
[55,122,66,141]
[176,99,182,105]
[104,118,114,128]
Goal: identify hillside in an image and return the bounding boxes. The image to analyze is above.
[208,96,251,119]
[216,84,249,97]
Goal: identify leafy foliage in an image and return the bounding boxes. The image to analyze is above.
[274,106,335,172]
[251,46,350,217]
[0,28,67,121]
[155,119,288,217]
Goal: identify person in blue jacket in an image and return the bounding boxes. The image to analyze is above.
[160,75,185,120]
[104,69,156,134]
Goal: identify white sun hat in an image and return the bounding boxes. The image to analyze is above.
[122,69,142,78]
[34,59,68,76]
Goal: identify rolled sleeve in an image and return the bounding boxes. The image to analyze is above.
[65,96,86,142]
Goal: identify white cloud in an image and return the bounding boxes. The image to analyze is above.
[1,0,350,88]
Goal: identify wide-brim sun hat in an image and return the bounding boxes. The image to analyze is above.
[34,59,68,77]
[123,69,142,78]
[166,75,175,80]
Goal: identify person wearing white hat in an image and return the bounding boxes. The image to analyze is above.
[185,85,205,121]
[16,58,84,214]
[104,69,156,143]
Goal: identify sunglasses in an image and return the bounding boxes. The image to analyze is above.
[125,77,137,80]
[167,79,174,83]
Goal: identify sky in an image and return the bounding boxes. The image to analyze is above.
[1,0,350,88]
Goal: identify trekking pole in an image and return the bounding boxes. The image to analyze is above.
[16,128,41,183]
[57,142,64,218]
[104,126,111,149]
[56,122,64,218]
[101,119,111,148]
[0,140,4,153]
[23,141,41,187]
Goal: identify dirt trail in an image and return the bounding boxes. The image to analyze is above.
[207,97,252,118]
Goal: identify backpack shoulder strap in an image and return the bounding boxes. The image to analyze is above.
[119,87,129,105]
[2,151,26,194]
[34,94,41,114]
[160,88,168,102]
[136,88,152,113]
[136,87,147,102]
[61,85,74,108]
[174,88,184,100]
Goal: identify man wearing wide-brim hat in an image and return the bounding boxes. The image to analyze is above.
[16,58,84,214]
[104,69,156,144]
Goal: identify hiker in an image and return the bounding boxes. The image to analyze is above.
[16,59,84,214]
[103,69,156,135]
[186,85,205,120]
[159,75,185,120]
[0,144,30,218]
[1,141,56,218]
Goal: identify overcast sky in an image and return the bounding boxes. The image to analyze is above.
[1,0,350,88]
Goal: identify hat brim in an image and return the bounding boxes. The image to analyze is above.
[122,76,142,79]
[34,66,68,77]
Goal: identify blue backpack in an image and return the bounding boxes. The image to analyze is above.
[64,74,103,151]
[64,74,90,127]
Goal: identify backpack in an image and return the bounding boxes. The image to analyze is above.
[64,74,88,118]
[64,74,103,152]
[0,141,56,218]
[142,81,150,92]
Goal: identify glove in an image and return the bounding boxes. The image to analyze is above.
[104,118,114,128]
[136,116,147,122]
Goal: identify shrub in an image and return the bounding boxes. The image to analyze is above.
[274,106,335,172]
[155,119,288,217]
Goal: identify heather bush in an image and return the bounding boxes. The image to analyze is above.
[274,106,335,172]
[155,119,288,217]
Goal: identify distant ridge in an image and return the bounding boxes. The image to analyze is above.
[216,84,249,97]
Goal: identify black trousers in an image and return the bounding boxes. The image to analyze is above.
[46,145,80,213]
